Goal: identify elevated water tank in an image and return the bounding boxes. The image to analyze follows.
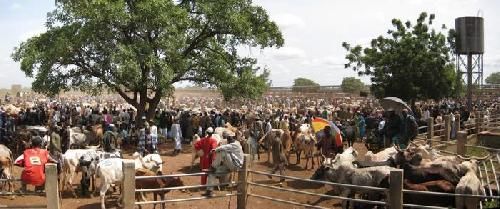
[455,17,484,54]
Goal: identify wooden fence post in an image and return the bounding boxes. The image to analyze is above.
[455,114,461,132]
[389,169,403,209]
[45,163,60,209]
[237,154,250,209]
[122,160,135,209]
[457,131,467,156]
[444,115,451,141]
[427,118,434,140]
[475,111,482,134]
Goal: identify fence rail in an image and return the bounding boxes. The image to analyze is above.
[0,164,59,209]
[249,170,389,192]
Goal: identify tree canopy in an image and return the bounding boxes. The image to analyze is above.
[485,72,500,84]
[341,77,366,93]
[12,0,283,120]
[292,77,320,92]
[342,12,461,102]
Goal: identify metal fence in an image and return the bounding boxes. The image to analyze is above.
[0,164,60,209]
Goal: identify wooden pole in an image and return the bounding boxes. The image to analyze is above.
[427,118,434,140]
[237,154,251,209]
[457,131,467,156]
[444,115,451,141]
[389,169,403,209]
[475,111,481,134]
[122,160,135,209]
[455,113,461,132]
[45,163,60,209]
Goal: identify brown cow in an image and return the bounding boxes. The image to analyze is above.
[404,179,456,208]
[135,169,184,209]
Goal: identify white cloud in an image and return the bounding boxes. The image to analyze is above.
[9,3,21,10]
[268,47,306,60]
[271,13,306,30]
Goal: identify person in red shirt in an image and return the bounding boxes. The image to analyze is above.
[19,136,57,192]
[194,127,218,185]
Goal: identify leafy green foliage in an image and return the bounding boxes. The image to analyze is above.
[12,0,283,119]
[292,77,320,92]
[341,77,366,93]
[485,72,500,84]
[342,12,460,102]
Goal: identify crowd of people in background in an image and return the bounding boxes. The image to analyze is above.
[0,93,498,157]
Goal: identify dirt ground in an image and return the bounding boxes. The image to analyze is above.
[0,142,369,209]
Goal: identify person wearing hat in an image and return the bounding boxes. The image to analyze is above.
[18,136,57,192]
[194,127,218,185]
[203,130,244,197]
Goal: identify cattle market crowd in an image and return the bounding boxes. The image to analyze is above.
[0,93,499,209]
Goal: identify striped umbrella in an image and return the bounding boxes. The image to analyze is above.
[311,117,343,147]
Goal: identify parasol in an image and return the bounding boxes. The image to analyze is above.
[380,97,412,112]
[311,117,343,147]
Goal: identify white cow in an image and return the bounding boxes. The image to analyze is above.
[364,146,398,162]
[132,152,163,172]
[0,144,14,198]
[68,126,88,148]
[96,158,124,209]
[61,148,100,196]
[456,160,484,209]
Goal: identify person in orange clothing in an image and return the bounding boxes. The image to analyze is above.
[194,127,218,185]
[19,136,57,192]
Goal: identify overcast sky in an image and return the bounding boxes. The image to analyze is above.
[0,0,499,88]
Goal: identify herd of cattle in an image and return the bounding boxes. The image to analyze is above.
[0,143,177,209]
[311,142,492,209]
[0,121,497,209]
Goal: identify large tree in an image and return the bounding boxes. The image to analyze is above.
[485,72,500,84]
[12,0,283,120]
[341,77,366,93]
[292,77,320,92]
[342,12,460,103]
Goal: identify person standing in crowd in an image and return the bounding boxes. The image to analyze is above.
[386,109,402,148]
[17,136,58,192]
[401,109,418,148]
[171,118,183,155]
[249,118,263,161]
[203,131,243,197]
[354,111,366,141]
[103,124,118,152]
[144,128,153,154]
[150,121,158,151]
[137,127,146,156]
[194,128,218,186]
[49,125,62,157]
[158,111,168,142]
[268,130,287,186]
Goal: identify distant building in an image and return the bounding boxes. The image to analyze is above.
[11,84,22,92]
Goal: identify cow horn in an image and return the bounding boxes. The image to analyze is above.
[457,155,470,161]
[471,154,490,161]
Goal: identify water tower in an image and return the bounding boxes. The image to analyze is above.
[455,16,484,111]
